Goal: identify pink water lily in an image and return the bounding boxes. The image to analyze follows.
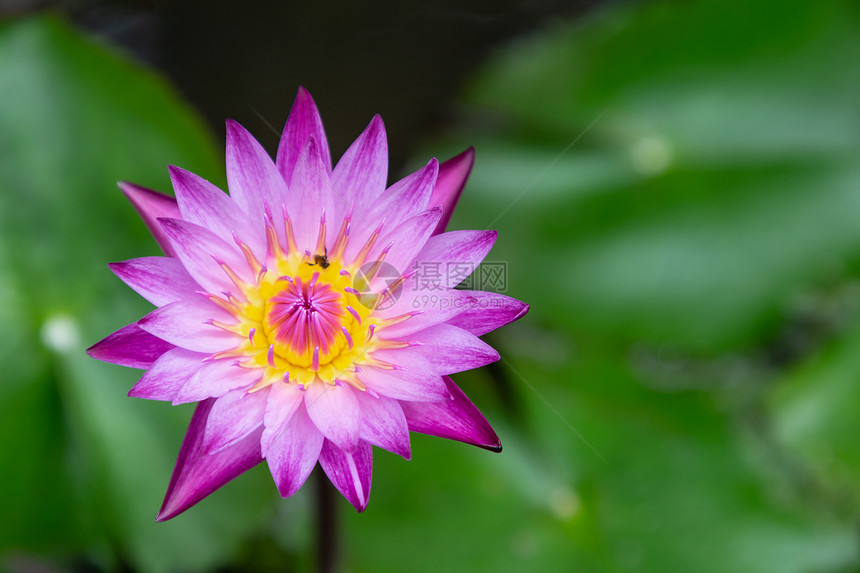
[88,88,528,520]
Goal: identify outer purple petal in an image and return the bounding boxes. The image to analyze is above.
[428,147,475,235]
[413,230,497,288]
[262,381,305,456]
[169,165,265,254]
[109,257,198,307]
[408,323,499,374]
[277,87,332,183]
[318,439,373,512]
[226,119,289,220]
[447,291,530,336]
[355,391,410,459]
[86,323,174,368]
[138,299,238,354]
[400,376,501,452]
[357,349,450,402]
[129,347,205,401]
[331,115,387,212]
[158,218,252,295]
[157,399,263,521]
[118,181,181,257]
[304,383,361,454]
[287,136,336,252]
[202,387,268,454]
[266,405,324,498]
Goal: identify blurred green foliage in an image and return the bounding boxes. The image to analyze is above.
[0,15,277,573]
[2,0,860,571]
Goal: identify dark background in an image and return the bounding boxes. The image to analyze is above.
[9,0,602,167]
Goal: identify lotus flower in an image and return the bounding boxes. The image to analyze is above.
[88,88,528,520]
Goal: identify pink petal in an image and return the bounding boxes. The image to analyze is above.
[202,387,268,454]
[428,147,475,235]
[355,391,410,459]
[129,347,206,401]
[158,217,252,295]
[331,115,387,214]
[318,439,373,512]
[357,349,450,402]
[109,256,198,307]
[157,399,263,521]
[169,165,265,254]
[304,382,361,453]
[400,376,501,452]
[348,159,437,253]
[447,291,530,336]
[374,288,479,338]
[225,119,289,220]
[262,381,305,456]
[174,358,263,404]
[368,207,442,275]
[413,230,497,288]
[265,404,324,498]
[86,322,174,369]
[137,298,238,354]
[118,181,181,257]
[277,87,332,183]
[366,158,437,224]
[408,323,499,374]
[286,136,336,253]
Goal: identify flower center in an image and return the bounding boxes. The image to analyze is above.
[205,211,399,391]
[264,274,346,367]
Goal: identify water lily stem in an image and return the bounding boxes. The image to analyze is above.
[315,467,339,573]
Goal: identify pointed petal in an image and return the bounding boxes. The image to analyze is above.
[225,119,289,219]
[447,291,530,336]
[202,387,268,454]
[138,298,238,354]
[408,323,499,374]
[319,439,373,512]
[157,399,263,521]
[370,207,442,275]
[169,165,265,254]
[331,115,387,211]
[262,381,305,456]
[158,217,252,295]
[374,288,478,338]
[286,136,336,252]
[355,391,410,459]
[428,147,474,235]
[266,405,324,498]
[361,158,437,234]
[401,376,501,452]
[86,323,174,369]
[129,347,206,401]
[109,257,198,307]
[277,87,331,183]
[357,349,450,402]
[174,358,263,404]
[304,382,361,453]
[413,230,497,288]
[118,181,181,257]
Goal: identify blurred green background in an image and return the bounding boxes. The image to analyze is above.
[2,0,860,571]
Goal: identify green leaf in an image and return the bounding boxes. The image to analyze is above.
[0,15,273,572]
[769,318,860,512]
[450,0,860,353]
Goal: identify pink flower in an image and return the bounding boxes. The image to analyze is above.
[88,88,528,520]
